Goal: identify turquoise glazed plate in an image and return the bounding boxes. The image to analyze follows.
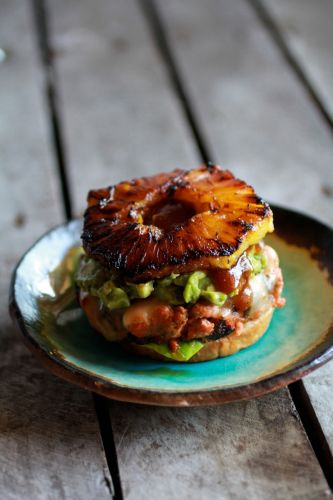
[10,207,333,406]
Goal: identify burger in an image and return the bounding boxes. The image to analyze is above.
[75,165,285,362]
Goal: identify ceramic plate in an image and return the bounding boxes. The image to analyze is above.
[10,206,333,406]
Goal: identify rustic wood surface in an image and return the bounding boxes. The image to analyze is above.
[45,0,332,497]
[1,0,333,498]
[260,0,333,453]
[157,0,333,226]
[0,1,111,498]
[158,0,333,457]
[111,394,330,500]
[47,0,196,216]
[263,0,333,123]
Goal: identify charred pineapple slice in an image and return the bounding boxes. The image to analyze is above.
[82,165,273,282]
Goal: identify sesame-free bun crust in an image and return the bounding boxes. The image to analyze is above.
[123,305,274,362]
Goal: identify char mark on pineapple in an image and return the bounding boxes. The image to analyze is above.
[82,165,273,282]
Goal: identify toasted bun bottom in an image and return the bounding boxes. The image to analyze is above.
[123,305,274,362]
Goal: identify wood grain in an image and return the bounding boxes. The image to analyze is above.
[48,0,332,497]
[0,0,111,497]
[47,0,197,216]
[302,363,333,455]
[157,0,333,227]
[259,0,333,457]
[158,0,333,457]
[111,393,330,500]
[262,0,333,124]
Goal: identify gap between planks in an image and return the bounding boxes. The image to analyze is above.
[140,0,212,164]
[246,0,333,489]
[31,0,121,497]
[289,381,333,491]
[32,0,72,220]
[94,395,124,500]
[30,0,333,495]
[141,0,333,490]
[247,0,333,137]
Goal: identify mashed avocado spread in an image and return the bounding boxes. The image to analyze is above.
[75,247,267,312]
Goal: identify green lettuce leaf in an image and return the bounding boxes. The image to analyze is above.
[143,340,204,361]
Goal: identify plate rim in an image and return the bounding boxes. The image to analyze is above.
[9,206,333,406]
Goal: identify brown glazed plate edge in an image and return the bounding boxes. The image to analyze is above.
[8,205,333,406]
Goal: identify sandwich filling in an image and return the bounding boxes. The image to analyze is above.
[75,241,285,361]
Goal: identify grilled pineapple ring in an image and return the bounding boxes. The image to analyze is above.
[82,165,273,282]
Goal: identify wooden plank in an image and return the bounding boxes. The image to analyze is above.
[48,0,332,497]
[258,0,333,452]
[47,0,197,215]
[302,362,333,452]
[157,0,333,227]
[157,0,333,456]
[0,1,111,497]
[111,393,330,500]
[262,0,333,124]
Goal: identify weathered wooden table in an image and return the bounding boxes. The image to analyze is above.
[1,0,333,498]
